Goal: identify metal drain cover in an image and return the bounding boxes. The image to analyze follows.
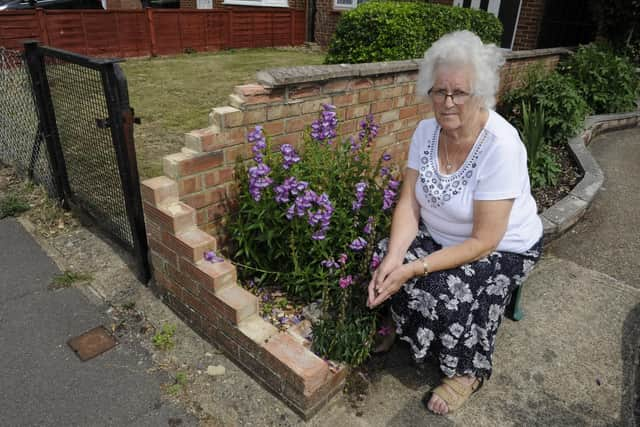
[67,326,117,361]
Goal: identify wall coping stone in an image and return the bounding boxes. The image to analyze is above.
[539,110,640,239]
[256,48,571,88]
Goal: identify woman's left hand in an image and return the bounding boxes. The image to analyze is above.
[368,262,417,308]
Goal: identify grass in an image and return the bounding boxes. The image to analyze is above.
[120,48,326,179]
[0,193,30,218]
[49,270,93,290]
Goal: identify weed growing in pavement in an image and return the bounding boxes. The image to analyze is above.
[0,192,30,218]
[152,323,177,351]
[49,270,93,290]
[166,371,188,395]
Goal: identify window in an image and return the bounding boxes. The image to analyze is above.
[223,0,288,7]
[333,0,365,11]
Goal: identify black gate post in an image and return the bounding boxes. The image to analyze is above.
[99,62,151,284]
[23,40,72,207]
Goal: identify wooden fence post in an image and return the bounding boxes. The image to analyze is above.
[289,9,295,46]
[146,7,157,56]
[36,8,50,45]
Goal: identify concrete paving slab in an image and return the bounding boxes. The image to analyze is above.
[0,217,59,300]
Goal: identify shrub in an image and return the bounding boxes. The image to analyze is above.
[227,105,400,365]
[500,68,590,146]
[519,102,561,189]
[560,43,639,114]
[325,2,502,64]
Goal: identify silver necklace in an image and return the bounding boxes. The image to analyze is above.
[443,138,453,171]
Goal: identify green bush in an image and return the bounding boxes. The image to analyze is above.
[325,1,502,64]
[560,43,639,114]
[500,68,590,146]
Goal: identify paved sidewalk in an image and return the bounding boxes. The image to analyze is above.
[0,218,197,426]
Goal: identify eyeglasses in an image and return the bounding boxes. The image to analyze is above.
[428,89,472,105]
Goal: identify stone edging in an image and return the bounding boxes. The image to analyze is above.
[256,47,572,88]
[540,111,640,239]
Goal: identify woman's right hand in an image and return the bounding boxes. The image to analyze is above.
[367,256,403,308]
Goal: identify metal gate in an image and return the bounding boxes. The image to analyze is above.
[22,41,150,283]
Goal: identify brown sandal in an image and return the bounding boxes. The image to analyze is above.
[425,376,483,414]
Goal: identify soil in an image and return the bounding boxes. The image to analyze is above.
[532,143,583,212]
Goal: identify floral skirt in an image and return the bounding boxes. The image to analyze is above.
[375,225,543,379]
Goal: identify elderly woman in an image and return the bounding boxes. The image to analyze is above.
[367,30,543,415]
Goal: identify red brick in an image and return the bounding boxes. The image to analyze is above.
[178,175,202,195]
[263,333,331,394]
[372,75,394,87]
[206,187,227,205]
[141,176,178,207]
[224,144,252,163]
[163,228,216,262]
[204,167,235,187]
[263,120,285,136]
[206,202,228,222]
[187,258,237,293]
[322,79,349,94]
[235,83,270,97]
[182,192,207,210]
[166,261,201,297]
[272,133,302,147]
[201,128,246,152]
[371,99,393,114]
[244,93,285,105]
[148,237,178,267]
[285,115,313,133]
[243,109,267,125]
[143,202,196,235]
[399,105,418,120]
[348,79,372,90]
[358,90,375,103]
[178,151,224,176]
[341,119,357,134]
[345,104,370,120]
[201,285,257,325]
[332,93,355,107]
[289,84,321,99]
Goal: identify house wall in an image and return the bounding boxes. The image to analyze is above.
[158,48,569,241]
[512,0,546,50]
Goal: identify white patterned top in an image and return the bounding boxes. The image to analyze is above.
[407,110,542,253]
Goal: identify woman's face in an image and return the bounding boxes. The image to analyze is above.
[431,64,481,132]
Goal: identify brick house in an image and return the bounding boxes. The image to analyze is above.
[314,0,594,51]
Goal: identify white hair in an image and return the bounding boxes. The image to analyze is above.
[416,30,505,109]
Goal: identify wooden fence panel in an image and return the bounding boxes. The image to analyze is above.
[0,7,305,57]
[0,11,40,50]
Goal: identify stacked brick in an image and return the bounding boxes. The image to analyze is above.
[141,176,347,418]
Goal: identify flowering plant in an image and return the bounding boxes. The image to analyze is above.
[228,104,399,365]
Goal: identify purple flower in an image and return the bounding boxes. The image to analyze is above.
[274,176,307,204]
[363,216,374,235]
[291,314,302,324]
[262,293,271,302]
[382,152,391,161]
[349,237,367,251]
[352,181,368,211]
[380,167,390,177]
[280,144,300,170]
[358,114,379,146]
[339,275,354,289]
[248,125,267,163]
[349,136,361,152]
[321,258,340,269]
[286,189,334,240]
[310,104,338,144]
[370,254,381,270]
[204,251,224,263]
[382,179,399,210]
[248,163,273,201]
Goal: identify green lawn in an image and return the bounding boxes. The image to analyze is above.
[121,48,326,179]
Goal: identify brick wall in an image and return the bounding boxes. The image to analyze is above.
[512,0,545,50]
[314,0,340,47]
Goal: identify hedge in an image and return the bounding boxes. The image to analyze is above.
[325,1,503,64]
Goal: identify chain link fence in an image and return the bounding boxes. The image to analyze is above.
[0,48,56,196]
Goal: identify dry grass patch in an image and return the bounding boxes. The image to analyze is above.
[121,48,326,179]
